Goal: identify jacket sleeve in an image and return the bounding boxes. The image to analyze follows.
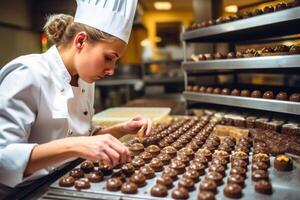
[0,63,41,187]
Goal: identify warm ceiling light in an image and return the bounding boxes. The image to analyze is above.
[154,1,172,10]
[225,5,238,13]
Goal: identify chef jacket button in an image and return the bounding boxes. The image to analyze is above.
[82,89,85,93]
[68,130,73,136]
[83,111,88,115]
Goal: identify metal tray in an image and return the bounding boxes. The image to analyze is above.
[183,92,300,116]
[43,154,300,200]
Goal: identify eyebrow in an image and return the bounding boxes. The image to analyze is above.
[112,52,119,58]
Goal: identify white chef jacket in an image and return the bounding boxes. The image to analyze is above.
[0,46,95,188]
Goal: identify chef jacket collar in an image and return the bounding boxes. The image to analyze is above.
[43,46,74,98]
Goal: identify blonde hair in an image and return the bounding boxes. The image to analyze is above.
[43,14,115,46]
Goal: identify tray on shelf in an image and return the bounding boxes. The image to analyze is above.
[182,7,300,42]
[184,91,300,115]
[183,55,300,72]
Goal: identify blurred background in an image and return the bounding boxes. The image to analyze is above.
[0,0,299,114]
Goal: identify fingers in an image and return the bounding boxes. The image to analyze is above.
[145,118,152,136]
[104,147,120,167]
[104,134,129,165]
[96,152,111,165]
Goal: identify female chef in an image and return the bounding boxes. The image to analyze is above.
[0,0,151,189]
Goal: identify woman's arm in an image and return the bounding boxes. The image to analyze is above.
[24,134,130,176]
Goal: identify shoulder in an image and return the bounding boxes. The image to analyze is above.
[0,53,52,84]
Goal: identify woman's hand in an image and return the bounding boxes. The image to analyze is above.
[120,116,152,136]
[70,134,131,167]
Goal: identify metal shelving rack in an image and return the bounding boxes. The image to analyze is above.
[181,7,300,115]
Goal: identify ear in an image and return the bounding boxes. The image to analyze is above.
[74,31,88,49]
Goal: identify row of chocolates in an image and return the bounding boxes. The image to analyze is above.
[190,44,300,62]
[186,1,300,31]
[186,85,300,102]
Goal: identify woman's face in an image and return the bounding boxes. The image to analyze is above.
[74,36,127,83]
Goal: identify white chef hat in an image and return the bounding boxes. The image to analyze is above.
[74,0,138,44]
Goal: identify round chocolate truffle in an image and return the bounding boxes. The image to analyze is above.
[231,89,241,96]
[255,180,272,194]
[213,88,221,94]
[231,160,248,168]
[241,90,250,97]
[214,53,225,59]
[251,90,262,98]
[150,184,168,197]
[263,5,274,13]
[221,88,231,95]
[162,168,178,180]
[274,155,293,171]
[129,143,144,156]
[121,182,138,194]
[178,177,195,191]
[206,87,214,93]
[252,170,269,182]
[276,92,288,101]
[196,148,212,160]
[204,54,215,60]
[275,2,287,11]
[59,176,75,187]
[139,151,153,163]
[69,168,84,179]
[200,179,217,193]
[289,93,300,102]
[223,183,242,198]
[98,163,113,176]
[140,165,155,179]
[174,154,190,166]
[121,163,135,177]
[230,167,247,178]
[262,91,274,99]
[157,174,173,189]
[162,146,177,158]
[252,8,263,16]
[253,153,270,167]
[227,174,245,187]
[205,172,223,186]
[106,178,122,191]
[274,45,289,53]
[74,178,90,190]
[290,45,300,55]
[231,151,249,164]
[210,157,228,168]
[87,171,103,183]
[183,169,200,182]
[208,164,226,176]
[197,191,216,200]
[192,85,200,92]
[129,172,146,187]
[207,19,216,26]
[157,153,171,165]
[199,86,207,93]
[227,52,236,59]
[145,145,160,156]
[111,171,126,183]
[189,162,206,176]
[169,160,186,174]
[80,160,94,173]
[252,162,268,171]
[179,147,195,160]
[131,157,145,169]
[172,187,189,200]
[149,157,164,172]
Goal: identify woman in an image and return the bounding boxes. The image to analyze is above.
[0,0,150,190]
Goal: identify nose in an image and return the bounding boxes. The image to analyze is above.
[105,68,114,76]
